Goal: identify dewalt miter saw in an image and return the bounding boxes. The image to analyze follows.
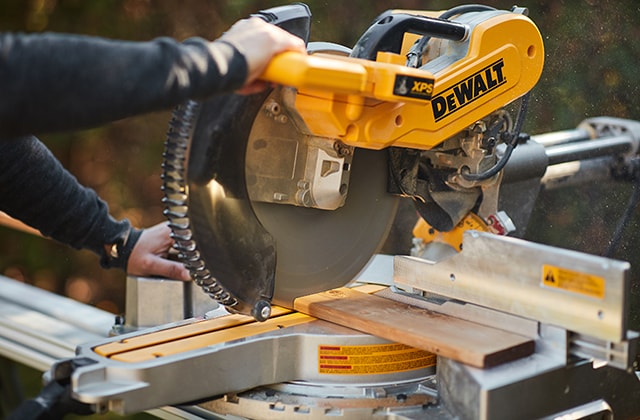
[162,3,544,321]
[13,3,640,419]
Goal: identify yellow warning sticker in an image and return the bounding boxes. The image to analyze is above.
[318,343,436,375]
[542,264,605,299]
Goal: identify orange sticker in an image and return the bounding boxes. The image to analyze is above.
[318,343,436,375]
[542,264,605,299]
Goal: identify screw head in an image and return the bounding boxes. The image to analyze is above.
[252,300,272,322]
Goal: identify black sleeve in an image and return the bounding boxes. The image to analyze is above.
[0,136,141,270]
[0,33,248,139]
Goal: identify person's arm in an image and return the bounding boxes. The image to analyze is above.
[0,136,189,280]
[0,18,306,139]
[0,34,245,139]
[0,18,304,278]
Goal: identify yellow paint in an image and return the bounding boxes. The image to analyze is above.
[413,213,489,252]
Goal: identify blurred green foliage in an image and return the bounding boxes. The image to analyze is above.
[0,0,639,415]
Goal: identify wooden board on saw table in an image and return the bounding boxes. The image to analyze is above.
[293,287,534,368]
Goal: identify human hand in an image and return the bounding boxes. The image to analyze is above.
[127,222,191,281]
[219,17,307,94]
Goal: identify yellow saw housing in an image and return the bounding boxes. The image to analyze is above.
[261,10,544,150]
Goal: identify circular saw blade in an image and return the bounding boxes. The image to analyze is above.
[253,146,398,307]
[183,89,398,317]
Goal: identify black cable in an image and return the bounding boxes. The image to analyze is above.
[604,158,640,257]
[460,93,530,182]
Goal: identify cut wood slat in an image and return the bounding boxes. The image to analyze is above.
[294,287,534,368]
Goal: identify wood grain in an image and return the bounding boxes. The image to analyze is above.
[294,287,534,368]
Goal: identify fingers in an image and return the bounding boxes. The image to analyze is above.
[145,222,174,248]
[220,17,307,88]
[127,251,191,281]
[142,257,191,282]
[127,222,191,281]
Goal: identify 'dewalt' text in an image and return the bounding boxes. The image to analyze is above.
[432,59,506,122]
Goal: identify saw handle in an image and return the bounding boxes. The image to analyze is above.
[351,12,469,60]
[250,3,311,44]
[260,50,441,105]
[260,51,368,94]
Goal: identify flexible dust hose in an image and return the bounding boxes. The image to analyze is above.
[161,100,238,307]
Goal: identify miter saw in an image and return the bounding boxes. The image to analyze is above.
[15,3,640,419]
[162,2,544,321]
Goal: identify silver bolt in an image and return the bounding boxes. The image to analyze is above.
[265,101,281,115]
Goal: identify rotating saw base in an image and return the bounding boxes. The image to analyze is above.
[198,379,438,420]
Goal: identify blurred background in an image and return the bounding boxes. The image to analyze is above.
[0,0,638,415]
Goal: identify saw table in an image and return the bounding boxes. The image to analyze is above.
[19,235,640,419]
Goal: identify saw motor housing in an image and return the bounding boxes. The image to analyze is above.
[256,7,543,221]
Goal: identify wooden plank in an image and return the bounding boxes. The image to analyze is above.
[94,306,292,357]
[294,287,534,368]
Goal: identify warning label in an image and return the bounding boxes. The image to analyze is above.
[542,264,605,299]
[318,343,436,375]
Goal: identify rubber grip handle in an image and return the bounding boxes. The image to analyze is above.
[352,13,468,60]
